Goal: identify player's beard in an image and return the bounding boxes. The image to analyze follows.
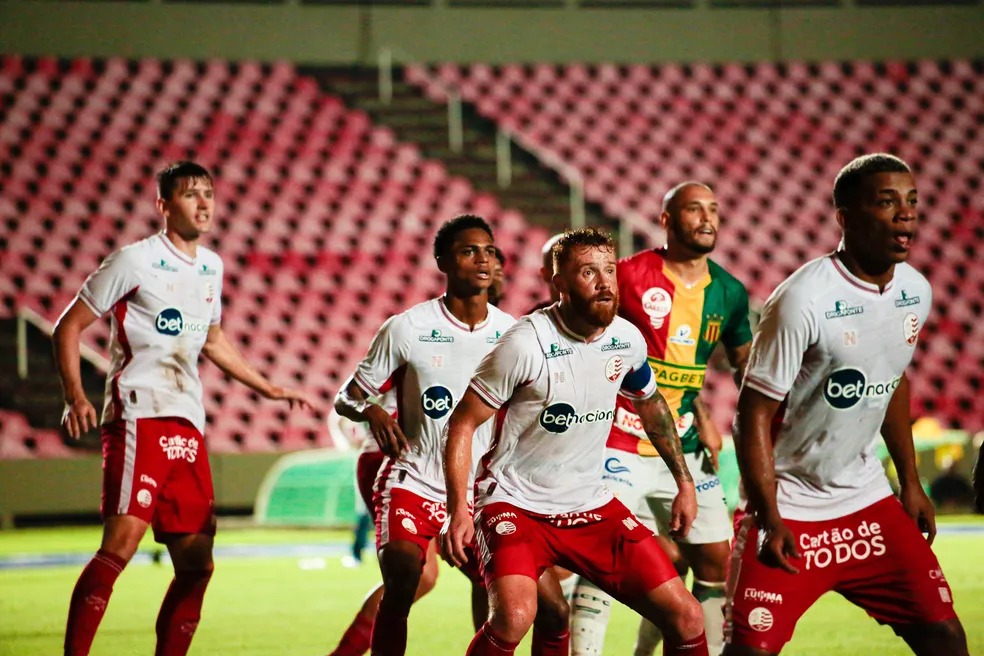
[670,219,716,254]
[570,288,619,328]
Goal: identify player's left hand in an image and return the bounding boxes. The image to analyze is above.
[439,508,474,568]
[265,386,316,411]
[668,482,697,539]
[899,483,937,544]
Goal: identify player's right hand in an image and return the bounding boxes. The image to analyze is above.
[364,404,410,457]
[759,520,801,574]
[668,483,698,539]
[62,397,98,440]
[439,509,474,568]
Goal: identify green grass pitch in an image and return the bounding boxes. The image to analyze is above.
[1,521,981,655]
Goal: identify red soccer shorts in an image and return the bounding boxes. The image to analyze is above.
[725,495,959,653]
[101,417,215,542]
[357,450,386,512]
[474,497,678,602]
[374,473,483,583]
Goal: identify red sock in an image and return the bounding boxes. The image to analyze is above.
[665,631,709,656]
[64,549,127,656]
[330,610,373,656]
[154,569,213,656]
[369,601,407,656]
[467,622,520,656]
[531,626,569,656]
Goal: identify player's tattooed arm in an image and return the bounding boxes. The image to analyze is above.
[726,341,751,387]
[635,390,692,484]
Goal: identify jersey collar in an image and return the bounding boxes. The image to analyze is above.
[157,232,197,266]
[438,297,490,332]
[549,303,607,344]
[829,252,894,295]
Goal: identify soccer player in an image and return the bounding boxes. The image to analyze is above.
[489,247,507,307]
[724,154,968,656]
[442,228,709,656]
[572,182,752,656]
[332,215,568,656]
[526,233,564,313]
[55,161,313,656]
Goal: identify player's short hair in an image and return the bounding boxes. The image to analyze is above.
[494,247,506,266]
[661,181,713,214]
[832,154,911,208]
[432,214,495,260]
[551,227,615,272]
[156,161,213,200]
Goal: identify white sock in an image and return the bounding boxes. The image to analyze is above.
[559,570,578,602]
[633,617,662,656]
[570,577,613,656]
[693,578,726,656]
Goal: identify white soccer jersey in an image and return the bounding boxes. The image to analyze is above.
[77,232,223,434]
[470,306,658,515]
[353,298,515,502]
[742,253,932,521]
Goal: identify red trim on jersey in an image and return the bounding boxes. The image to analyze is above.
[829,254,893,295]
[372,455,398,512]
[110,287,139,421]
[389,364,408,435]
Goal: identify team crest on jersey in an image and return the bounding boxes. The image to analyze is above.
[419,329,454,343]
[601,336,631,351]
[903,313,920,345]
[703,315,723,343]
[641,287,673,328]
[605,355,624,382]
[152,259,179,273]
[824,300,864,319]
[545,343,575,359]
[895,289,920,307]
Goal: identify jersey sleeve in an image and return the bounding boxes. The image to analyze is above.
[470,320,542,409]
[619,325,657,400]
[742,285,817,401]
[352,314,409,397]
[77,249,140,317]
[722,280,753,348]
[210,258,224,326]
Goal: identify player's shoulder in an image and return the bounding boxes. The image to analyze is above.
[195,244,224,271]
[487,304,517,330]
[608,315,646,343]
[764,255,832,315]
[618,248,663,272]
[707,258,749,294]
[893,262,931,292]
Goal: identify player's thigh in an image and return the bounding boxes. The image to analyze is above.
[150,418,215,543]
[475,503,550,588]
[649,451,733,545]
[602,449,657,523]
[724,515,826,654]
[102,418,173,526]
[834,496,959,627]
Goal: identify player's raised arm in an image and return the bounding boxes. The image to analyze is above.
[441,388,497,567]
[880,373,936,543]
[201,324,314,410]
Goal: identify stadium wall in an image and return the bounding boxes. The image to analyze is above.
[2,2,983,64]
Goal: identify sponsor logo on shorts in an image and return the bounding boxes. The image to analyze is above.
[401,517,418,535]
[421,386,454,419]
[396,508,415,519]
[419,329,454,343]
[605,457,630,475]
[895,289,920,307]
[743,588,783,605]
[605,356,624,383]
[140,474,157,488]
[903,312,920,346]
[601,336,631,352]
[545,343,575,359]
[159,435,200,462]
[546,511,603,527]
[695,477,721,494]
[939,587,952,604]
[799,520,886,570]
[490,511,517,524]
[154,308,209,336]
[539,403,615,434]
[622,517,639,531]
[929,568,947,582]
[748,607,774,632]
[421,500,448,524]
[496,521,517,535]
[822,368,901,410]
[136,489,152,508]
[642,287,672,329]
[824,300,864,319]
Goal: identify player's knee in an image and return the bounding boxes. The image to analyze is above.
[417,560,439,595]
[897,618,968,655]
[490,601,536,643]
[665,595,704,642]
[379,545,424,602]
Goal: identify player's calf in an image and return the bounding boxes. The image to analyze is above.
[894,618,968,656]
[532,570,570,656]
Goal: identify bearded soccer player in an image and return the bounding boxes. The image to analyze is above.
[724,154,968,656]
[55,161,313,656]
[442,228,709,656]
[331,215,569,656]
[572,182,752,656]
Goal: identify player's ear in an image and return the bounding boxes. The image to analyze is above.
[155,196,167,219]
[658,210,670,231]
[435,252,449,274]
[552,271,567,295]
[834,206,847,232]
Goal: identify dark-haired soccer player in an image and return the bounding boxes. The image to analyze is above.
[333,216,569,656]
[724,154,968,656]
[55,161,313,656]
[442,227,709,656]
